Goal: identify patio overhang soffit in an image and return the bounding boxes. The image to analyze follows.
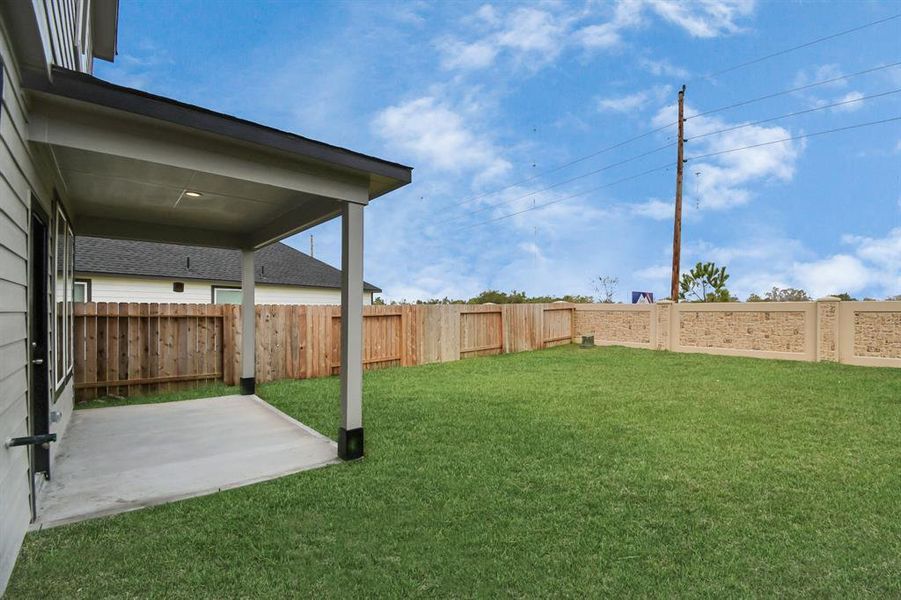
[23,68,412,249]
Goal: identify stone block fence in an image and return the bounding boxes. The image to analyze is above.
[573,298,901,368]
[73,298,900,401]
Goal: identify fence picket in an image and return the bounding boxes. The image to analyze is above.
[73,300,896,402]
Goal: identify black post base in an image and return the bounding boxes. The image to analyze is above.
[239,377,256,395]
[338,427,364,460]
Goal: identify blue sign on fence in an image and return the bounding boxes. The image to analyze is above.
[631,291,654,304]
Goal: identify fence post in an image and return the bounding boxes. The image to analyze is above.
[655,300,673,351]
[816,296,841,363]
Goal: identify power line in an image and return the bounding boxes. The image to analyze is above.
[686,87,901,142]
[460,163,673,230]
[700,13,901,80]
[457,83,901,222]
[462,115,901,231]
[441,17,901,217]
[686,115,901,162]
[449,122,678,210]
[450,140,676,221]
[688,61,901,121]
[448,61,900,214]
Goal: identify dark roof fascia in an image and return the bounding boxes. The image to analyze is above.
[24,68,412,197]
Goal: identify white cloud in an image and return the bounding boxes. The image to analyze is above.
[495,7,565,53]
[483,184,610,235]
[645,0,755,38]
[518,241,546,262]
[670,228,901,300]
[577,0,646,48]
[843,227,901,273]
[384,257,486,303]
[597,85,672,112]
[635,264,672,280]
[438,6,568,71]
[638,56,690,79]
[474,4,499,26]
[650,102,802,210]
[597,91,651,112]
[631,199,673,220]
[441,0,755,72]
[438,39,498,70]
[791,64,866,113]
[577,23,626,49]
[372,96,511,183]
[792,255,871,298]
[832,90,865,112]
[793,64,847,90]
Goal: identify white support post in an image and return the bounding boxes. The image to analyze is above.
[240,249,256,395]
[339,201,364,459]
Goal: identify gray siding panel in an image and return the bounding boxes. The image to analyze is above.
[0,18,35,595]
[1,71,29,148]
[0,442,30,595]
[0,313,26,345]
[0,207,27,257]
[0,146,31,222]
[0,0,112,591]
[0,280,26,313]
[40,0,82,70]
[0,245,26,286]
[0,108,45,197]
[0,390,27,490]
[0,339,26,381]
[0,365,26,421]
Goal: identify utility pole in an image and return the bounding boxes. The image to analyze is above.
[310,235,314,258]
[670,84,686,302]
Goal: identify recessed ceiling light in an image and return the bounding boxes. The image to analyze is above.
[184,191,203,198]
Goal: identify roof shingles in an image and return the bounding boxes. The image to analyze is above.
[74,237,381,292]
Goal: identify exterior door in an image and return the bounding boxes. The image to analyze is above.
[29,206,51,493]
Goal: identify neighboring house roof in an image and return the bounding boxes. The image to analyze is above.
[75,237,382,293]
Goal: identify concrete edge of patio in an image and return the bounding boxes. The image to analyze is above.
[30,395,341,531]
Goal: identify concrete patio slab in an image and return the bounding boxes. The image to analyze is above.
[31,395,339,530]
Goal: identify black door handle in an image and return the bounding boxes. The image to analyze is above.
[5,433,57,448]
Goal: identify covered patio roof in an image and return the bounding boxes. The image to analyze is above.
[24,66,411,462]
[24,67,412,249]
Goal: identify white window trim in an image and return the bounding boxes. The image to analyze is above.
[212,285,242,305]
[54,207,74,390]
[74,279,89,303]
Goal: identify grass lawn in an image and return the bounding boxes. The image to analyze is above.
[8,346,901,598]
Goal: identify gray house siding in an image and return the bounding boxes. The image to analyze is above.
[34,0,95,73]
[0,29,38,591]
[0,5,78,590]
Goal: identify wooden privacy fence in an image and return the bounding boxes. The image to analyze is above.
[74,303,225,401]
[74,302,576,400]
[74,299,900,401]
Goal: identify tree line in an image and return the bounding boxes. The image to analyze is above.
[374,263,899,305]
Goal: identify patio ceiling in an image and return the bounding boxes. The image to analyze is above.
[24,68,412,249]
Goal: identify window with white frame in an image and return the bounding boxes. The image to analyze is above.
[54,207,74,390]
[212,286,242,305]
[74,279,90,302]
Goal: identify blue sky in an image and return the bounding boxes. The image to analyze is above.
[97,0,901,301]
